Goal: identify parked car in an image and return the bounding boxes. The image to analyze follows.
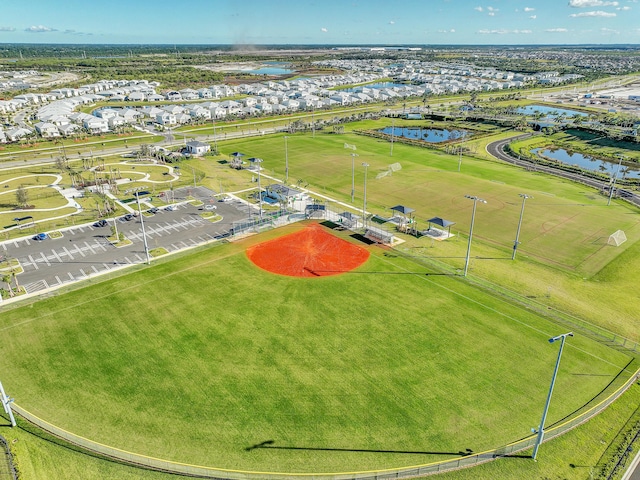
[123,214,134,221]
[204,204,217,211]
[33,233,48,241]
[94,219,108,227]
[164,205,176,211]
[147,207,159,214]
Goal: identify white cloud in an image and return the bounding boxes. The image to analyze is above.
[0,26,15,32]
[389,20,395,24]
[25,25,56,32]
[321,27,328,33]
[569,10,617,15]
[601,27,620,32]
[547,27,569,32]
[616,5,631,9]
[568,0,619,6]
[438,29,456,33]
[478,29,532,34]
[524,7,536,11]
[487,6,499,11]
[530,15,537,19]
[474,6,484,11]
[488,11,495,16]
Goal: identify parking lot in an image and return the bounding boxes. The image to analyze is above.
[0,195,252,296]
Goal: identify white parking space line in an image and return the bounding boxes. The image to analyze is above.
[92,266,99,274]
[62,247,75,260]
[67,272,74,280]
[84,242,96,255]
[28,255,39,270]
[54,275,62,286]
[73,245,86,257]
[52,249,62,262]
[135,254,143,262]
[124,256,132,264]
[1,244,6,252]
[39,252,51,266]
[93,241,107,252]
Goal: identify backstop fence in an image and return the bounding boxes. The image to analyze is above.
[9,367,640,480]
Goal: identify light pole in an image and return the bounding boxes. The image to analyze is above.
[362,162,370,229]
[513,193,532,260]
[212,118,218,155]
[390,118,395,156]
[463,195,487,277]
[249,158,264,221]
[135,192,151,265]
[0,380,16,427]
[532,332,573,460]
[350,153,359,203]
[284,136,289,183]
[607,155,625,206]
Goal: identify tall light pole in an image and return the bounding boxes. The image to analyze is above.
[607,155,625,206]
[212,117,218,155]
[532,332,574,460]
[362,162,370,229]
[463,195,487,277]
[250,158,264,221]
[350,153,359,203]
[0,380,16,427]
[135,192,151,265]
[390,118,395,156]
[513,193,532,260]
[284,136,289,183]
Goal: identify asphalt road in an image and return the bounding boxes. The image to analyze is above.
[0,187,252,297]
[486,136,640,208]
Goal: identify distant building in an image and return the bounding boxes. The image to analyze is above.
[185,140,210,156]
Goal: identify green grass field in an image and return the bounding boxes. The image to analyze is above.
[0,224,633,474]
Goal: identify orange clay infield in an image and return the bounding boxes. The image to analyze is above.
[246,224,370,277]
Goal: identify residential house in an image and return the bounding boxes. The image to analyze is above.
[83,117,109,134]
[34,122,60,138]
[156,112,177,126]
[4,127,33,142]
[58,124,81,137]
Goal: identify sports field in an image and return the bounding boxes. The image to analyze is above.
[0,222,632,474]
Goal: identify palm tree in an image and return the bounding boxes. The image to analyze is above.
[2,274,14,298]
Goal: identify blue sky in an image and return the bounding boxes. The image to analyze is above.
[1,0,638,45]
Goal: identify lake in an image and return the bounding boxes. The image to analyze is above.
[516,105,588,117]
[380,127,468,143]
[532,148,640,179]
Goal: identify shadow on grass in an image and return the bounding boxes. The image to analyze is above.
[246,440,475,457]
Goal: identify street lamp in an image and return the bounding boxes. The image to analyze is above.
[350,153,359,203]
[463,195,487,277]
[249,157,264,221]
[135,192,151,265]
[390,118,395,156]
[532,332,574,460]
[513,193,532,260]
[362,162,370,229]
[0,380,16,427]
[608,154,625,206]
[284,136,289,183]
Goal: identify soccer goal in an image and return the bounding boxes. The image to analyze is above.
[608,230,627,247]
